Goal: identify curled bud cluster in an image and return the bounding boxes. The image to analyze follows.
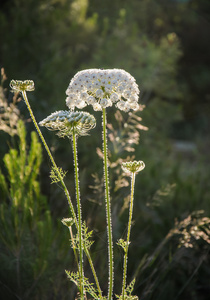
[39,110,96,138]
[122,160,145,174]
[66,69,140,112]
[10,80,35,92]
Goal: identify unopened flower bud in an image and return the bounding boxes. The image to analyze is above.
[122,160,145,174]
[61,218,75,227]
[10,80,35,92]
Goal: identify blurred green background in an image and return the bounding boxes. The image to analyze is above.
[0,0,210,299]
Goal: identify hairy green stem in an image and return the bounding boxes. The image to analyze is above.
[69,226,80,273]
[85,248,103,299]
[72,132,85,299]
[102,108,114,300]
[72,132,103,299]
[22,91,103,298]
[122,172,136,299]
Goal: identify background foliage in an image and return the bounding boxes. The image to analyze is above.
[0,0,210,299]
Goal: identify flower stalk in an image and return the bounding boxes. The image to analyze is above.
[102,108,114,300]
[62,219,80,279]
[72,130,85,299]
[121,160,145,299]
[122,171,135,300]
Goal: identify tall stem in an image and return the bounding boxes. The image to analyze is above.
[22,91,103,298]
[72,132,85,299]
[102,108,114,300]
[122,172,136,299]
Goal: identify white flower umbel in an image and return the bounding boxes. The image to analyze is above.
[66,69,140,112]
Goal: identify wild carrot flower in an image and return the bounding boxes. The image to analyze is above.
[65,68,140,300]
[65,69,140,112]
[40,109,97,299]
[39,110,96,138]
[66,68,140,299]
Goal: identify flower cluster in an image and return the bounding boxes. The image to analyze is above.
[61,218,75,228]
[10,80,35,92]
[39,110,96,138]
[66,69,140,112]
[122,160,145,175]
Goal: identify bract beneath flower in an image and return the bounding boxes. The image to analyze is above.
[66,69,140,112]
[39,110,96,138]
